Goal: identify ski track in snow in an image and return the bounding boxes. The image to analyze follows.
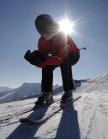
[1,74,108,139]
[0,99,37,123]
[0,92,108,139]
[79,91,108,139]
[83,92,104,139]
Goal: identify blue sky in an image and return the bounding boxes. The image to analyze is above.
[0,0,108,88]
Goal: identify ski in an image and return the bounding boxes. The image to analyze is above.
[0,98,60,123]
[20,95,81,124]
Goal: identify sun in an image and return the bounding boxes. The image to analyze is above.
[59,19,74,34]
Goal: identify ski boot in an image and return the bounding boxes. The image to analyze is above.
[61,90,73,103]
[35,92,53,106]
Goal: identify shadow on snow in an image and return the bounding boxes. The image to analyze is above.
[6,105,49,139]
[55,103,81,139]
[7,101,81,139]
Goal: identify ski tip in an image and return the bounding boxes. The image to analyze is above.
[19,118,42,124]
[19,118,26,123]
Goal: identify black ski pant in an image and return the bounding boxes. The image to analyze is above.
[41,52,80,92]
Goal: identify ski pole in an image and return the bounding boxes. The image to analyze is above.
[79,47,86,50]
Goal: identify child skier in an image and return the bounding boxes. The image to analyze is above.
[24,14,80,104]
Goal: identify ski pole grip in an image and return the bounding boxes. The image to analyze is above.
[79,47,86,50]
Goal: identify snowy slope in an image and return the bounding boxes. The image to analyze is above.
[0,89,18,103]
[0,73,108,139]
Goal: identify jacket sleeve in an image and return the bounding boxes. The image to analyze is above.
[36,56,63,68]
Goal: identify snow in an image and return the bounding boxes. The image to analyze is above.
[0,73,108,139]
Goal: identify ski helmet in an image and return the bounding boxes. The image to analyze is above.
[35,14,60,35]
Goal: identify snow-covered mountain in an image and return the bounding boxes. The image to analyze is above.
[0,86,12,92]
[0,82,41,104]
[0,73,108,139]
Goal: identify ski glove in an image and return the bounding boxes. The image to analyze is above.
[24,50,46,65]
[31,50,46,63]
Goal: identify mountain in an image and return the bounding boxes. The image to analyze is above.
[0,73,108,139]
[1,73,108,104]
[0,82,41,104]
[0,86,12,92]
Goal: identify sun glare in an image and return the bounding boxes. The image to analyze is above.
[59,19,74,34]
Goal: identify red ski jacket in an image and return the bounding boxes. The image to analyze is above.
[35,31,80,68]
